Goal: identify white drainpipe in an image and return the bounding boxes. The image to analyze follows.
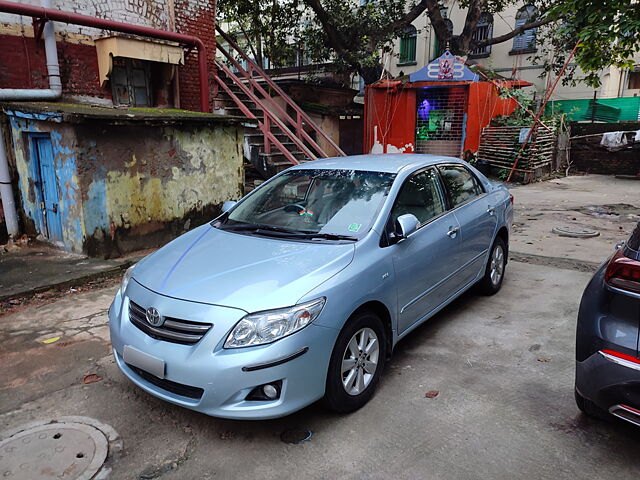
[0,0,61,237]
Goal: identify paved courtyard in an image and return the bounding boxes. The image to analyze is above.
[1,173,639,479]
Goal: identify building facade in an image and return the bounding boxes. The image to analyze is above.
[386,1,640,118]
[0,0,250,256]
[0,0,217,110]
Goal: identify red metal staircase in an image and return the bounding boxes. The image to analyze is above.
[214,26,345,179]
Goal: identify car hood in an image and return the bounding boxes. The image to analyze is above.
[132,224,355,312]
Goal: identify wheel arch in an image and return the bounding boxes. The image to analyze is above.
[496,226,509,261]
[348,300,394,359]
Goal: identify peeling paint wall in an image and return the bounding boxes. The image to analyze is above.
[7,112,86,251]
[5,112,244,257]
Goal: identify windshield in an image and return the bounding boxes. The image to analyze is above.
[221,169,396,239]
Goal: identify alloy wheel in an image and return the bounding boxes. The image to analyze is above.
[490,244,505,286]
[341,327,379,396]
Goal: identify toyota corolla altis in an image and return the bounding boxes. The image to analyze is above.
[109,154,513,419]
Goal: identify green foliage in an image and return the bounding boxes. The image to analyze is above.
[219,0,640,88]
[302,0,408,72]
[533,0,640,87]
[218,0,304,68]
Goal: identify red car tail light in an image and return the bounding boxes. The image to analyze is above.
[604,249,640,294]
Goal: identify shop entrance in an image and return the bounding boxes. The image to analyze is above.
[415,87,467,157]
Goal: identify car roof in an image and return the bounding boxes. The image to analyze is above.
[289,154,465,174]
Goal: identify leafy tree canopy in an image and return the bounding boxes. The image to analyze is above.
[218,0,640,86]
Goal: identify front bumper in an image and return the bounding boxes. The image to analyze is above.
[109,280,338,419]
[575,350,640,422]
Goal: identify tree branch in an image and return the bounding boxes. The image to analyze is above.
[303,0,349,56]
[475,17,556,48]
[458,0,483,52]
[423,0,452,45]
[390,0,428,31]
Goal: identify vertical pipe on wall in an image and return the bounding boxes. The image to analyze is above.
[0,0,63,238]
[0,134,19,237]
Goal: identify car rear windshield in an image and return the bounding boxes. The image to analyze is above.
[628,222,640,251]
[225,169,396,237]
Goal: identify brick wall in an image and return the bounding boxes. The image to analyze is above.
[0,34,107,100]
[174,0,217,111]
[0,0,216,111]
[570,122,640,176]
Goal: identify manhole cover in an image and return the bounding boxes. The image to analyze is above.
[0,422,108,480]
[552,225,600,238]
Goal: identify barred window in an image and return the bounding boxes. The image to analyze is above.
[511,5,538,54]
[470,13,493,58]
[399,25,418,64]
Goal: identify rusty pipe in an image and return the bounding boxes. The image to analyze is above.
[0,0,210,112]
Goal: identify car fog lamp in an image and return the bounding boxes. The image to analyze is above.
[263,384,278,399]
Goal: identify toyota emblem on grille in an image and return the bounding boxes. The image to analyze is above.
[145,307,164,327]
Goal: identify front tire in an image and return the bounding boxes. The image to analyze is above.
[323,311,387,413]
[478,237,507,295]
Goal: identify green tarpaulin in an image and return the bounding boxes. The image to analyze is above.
[546,97,640,122]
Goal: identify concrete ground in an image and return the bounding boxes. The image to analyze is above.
[1,173,639,479]
[1,261,639,479]
[0,242,151,304]
[510,174,639,265]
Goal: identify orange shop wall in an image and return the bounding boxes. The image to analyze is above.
[364,81,520,156]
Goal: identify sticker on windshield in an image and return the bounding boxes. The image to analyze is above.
[348,223,362,233]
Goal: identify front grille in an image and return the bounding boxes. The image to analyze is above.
[128,301,212,345]
[127,364,204,400]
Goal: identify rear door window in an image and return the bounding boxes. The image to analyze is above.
[438,165,484,208]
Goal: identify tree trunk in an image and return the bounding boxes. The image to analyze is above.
[360,64,383,85]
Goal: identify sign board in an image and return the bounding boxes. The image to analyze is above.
[518,128,531,143]
[409,50,479,83]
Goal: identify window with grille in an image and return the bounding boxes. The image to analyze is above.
[470,13,493,58]
[628,69,640,90]
[399,25,417,64]
[511,5,538,54]
[111,58,152,107]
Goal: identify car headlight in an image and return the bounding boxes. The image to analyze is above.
[120,265,135,296]
[224,297,326,348]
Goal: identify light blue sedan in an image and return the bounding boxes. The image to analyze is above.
[109,154,513,419]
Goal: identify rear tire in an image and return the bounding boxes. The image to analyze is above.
[574,386,607,420]
[323,311,387,413]
[477,237,507,295]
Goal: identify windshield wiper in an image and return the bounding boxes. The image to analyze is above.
[222,223,302,234]
[253,230,358,241]
[219,222,357,241]
[296,233,358,241]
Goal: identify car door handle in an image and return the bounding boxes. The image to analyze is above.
[487,205,495,215]
[447,227,459,237]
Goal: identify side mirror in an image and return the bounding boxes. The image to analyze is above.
[221,200,237,213]
[395,214,420,241]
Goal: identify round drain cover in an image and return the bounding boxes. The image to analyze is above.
[0,422,108,480]
[552,225,600,238]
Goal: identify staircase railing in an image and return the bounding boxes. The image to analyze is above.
[215,25,346,160]
[214,61,309,164]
